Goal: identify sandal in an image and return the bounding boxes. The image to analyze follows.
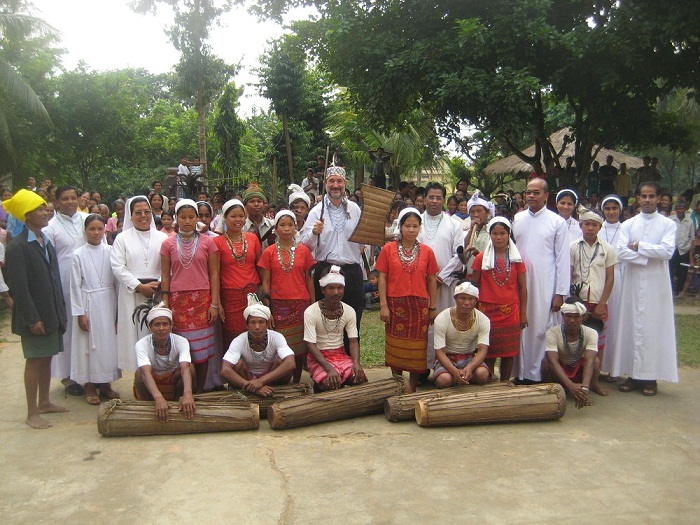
[86,395,101,406]
[619,377,638,393]
[606,375,620,383]
[100,389,121,400]
[641,382,658,397]
[65,383,85,396]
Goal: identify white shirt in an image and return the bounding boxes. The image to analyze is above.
[135,333,191,374]
[433,308,490,355]
[300,198,362,265]
[303,301,358,351]
[223,330,294,377]
[671,214,694,255]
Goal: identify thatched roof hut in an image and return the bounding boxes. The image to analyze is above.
[484,128,645,176]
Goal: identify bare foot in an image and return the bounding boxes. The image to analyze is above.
[38,403,69,414]
[26,414,52,429]
[591,384,609,397]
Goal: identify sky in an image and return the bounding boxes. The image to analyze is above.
[29,0,312,116]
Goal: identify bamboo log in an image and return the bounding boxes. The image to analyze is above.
[268,377,406,430]
[384,383,516,422]
[97,400,259,436]
[194,384,312,417]
[349,184,396,246]
[414,383,567,427]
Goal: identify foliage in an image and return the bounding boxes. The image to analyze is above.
[212,82,246,184]
[247,0,700,189]
[0,0,60,175]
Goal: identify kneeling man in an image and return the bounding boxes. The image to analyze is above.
[220,295,295,397]
[433,281,491,388]
[304,265,367,391]
[133,303,196,422]
[541,297,603,408]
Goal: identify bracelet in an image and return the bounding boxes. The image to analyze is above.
[581,386,589,392]
[210,304,220,309]
[429,307,437,311]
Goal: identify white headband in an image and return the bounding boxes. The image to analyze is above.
[556,189,579,205]
[175,199,197,215]
[243,293,271,321]
[147,302,173,325]
[454,281,479,299]
[397,206,421,224]
[319,265,345,287]
[467,190,495,216]
[561,302,587,316]
[601,195,623,209]
[275,209,296,226]
[288,184,310,207]
[577,206,604,225]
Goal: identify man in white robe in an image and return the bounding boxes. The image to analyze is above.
[111,196,168,371]
[614,182,678,395]
[513,178,570,382]
[417,182,465,369]
[43,186,87,394]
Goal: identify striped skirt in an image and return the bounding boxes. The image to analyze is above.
[171,290,215,364]
[384,296,429,373]
[271,298,309,356]
[478,301,521,358]
[221,284,258,348]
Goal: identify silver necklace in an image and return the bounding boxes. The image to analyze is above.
[137,229,151,267]
[326,197,348,232]
[86,244,106,286]
[56,213,80,242]
[604,222,620,245]
[422,212,443,240]
[320,299,343,333]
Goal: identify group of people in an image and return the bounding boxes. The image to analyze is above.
[0,155,687,429]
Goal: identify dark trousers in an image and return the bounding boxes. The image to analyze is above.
[670,249,690,294]
[314,262,364,355]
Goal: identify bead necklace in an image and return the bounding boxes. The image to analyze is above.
[151,334,172,357]
[422,212,443,240]
[490,247,511,287]
[248,331,269,361]
[577,240,600,287]
[450,307,476,332]
[224,232,247,267]
[276,240,296,273]
[176,232,200,269]
[561,324,584,361]
[326,196,349,232]
[397,241,420,273]
[320,299,343,334]
[86,244,106,286]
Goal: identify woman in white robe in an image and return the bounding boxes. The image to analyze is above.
[70,214,120,403]
[110,197,168,371]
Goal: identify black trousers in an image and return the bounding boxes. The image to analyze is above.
[670,249,689,294]
[314,262,364,355]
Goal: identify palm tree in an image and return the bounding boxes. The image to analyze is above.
[0,11,55,165]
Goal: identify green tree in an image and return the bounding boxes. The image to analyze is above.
[0,1,58,177]
[131,0,237,178]
[249,0,699,188]
[212,82,246,186]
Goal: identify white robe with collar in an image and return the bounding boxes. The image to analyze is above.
[611,212,678,382]
[513,207,570,381]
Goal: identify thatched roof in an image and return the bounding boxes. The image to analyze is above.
[484,128,645,176]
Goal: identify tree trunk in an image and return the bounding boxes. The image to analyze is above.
[197,78,207,184]
[282,111,294,184]
[272,156,278,204]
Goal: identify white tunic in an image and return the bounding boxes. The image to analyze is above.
[44,211,87,378]
[513,207,570,381]
[611,212,678,381]
[600,221,626,373]
[69,243,120,384]
[418,212,465,367]
[562,216,582,246]
[111,227,168,371]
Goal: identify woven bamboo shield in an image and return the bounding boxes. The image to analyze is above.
[97,400,260,436]
[384,383,516,422]
[348,184,396,246]
[268,377,406,430]
[415,383,567,427]
[194,383,312,417]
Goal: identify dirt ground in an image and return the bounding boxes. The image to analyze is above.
[0,322,698,524]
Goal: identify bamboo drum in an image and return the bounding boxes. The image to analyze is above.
[384,383,516,422]
[414,383,567,427]
[268,377,406,430]
[97,400,260,436]
[348,185,396,246]
[194,383,312,417]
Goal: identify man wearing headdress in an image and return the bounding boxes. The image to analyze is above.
[5,190,68,428]
[462,190,495,276]
[613,182,677,396]
[303,265,367,391]
[220,295,295,396]
[288,184,311,232]
[111,196,168,371]
[133,302,196,422]
[368,147,392,189]
[513,178,570,383]
[43,186,87,395]
[242,182,275,249]
[300,164,366,343]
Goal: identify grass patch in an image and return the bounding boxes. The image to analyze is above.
[360,308,700,368]
[677,315,700,367]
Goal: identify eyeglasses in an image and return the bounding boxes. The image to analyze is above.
[524,190,543,196]
[426,196,444,202]
[133,210,152,217]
